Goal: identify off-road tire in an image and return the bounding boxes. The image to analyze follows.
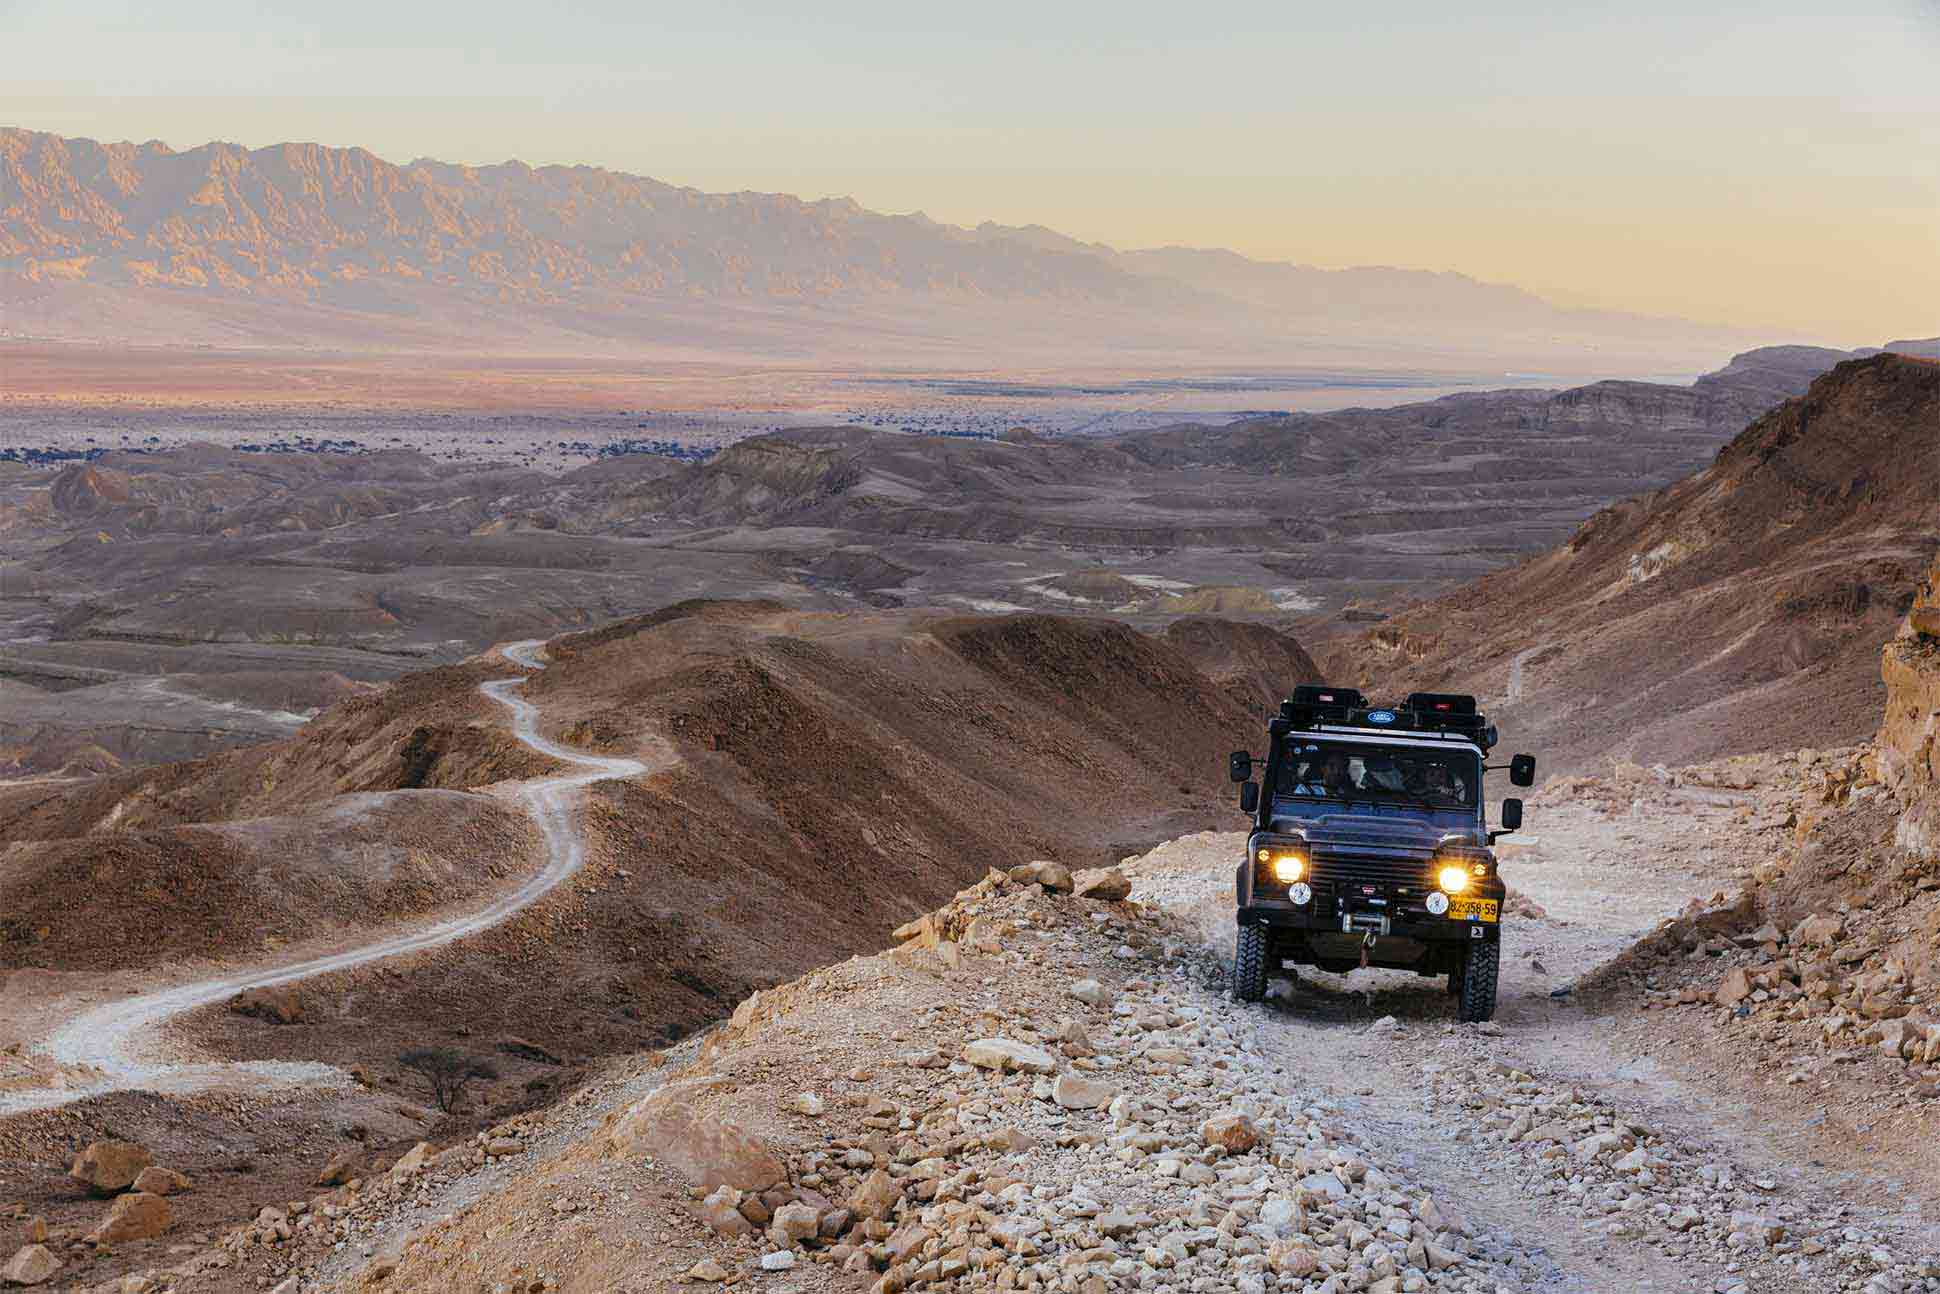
[1456,939,1499,1023]
[1232,925,1269,1003]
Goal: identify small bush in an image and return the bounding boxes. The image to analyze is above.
[398,1048,498,1112]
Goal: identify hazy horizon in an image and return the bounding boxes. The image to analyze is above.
[5,0,1937,342]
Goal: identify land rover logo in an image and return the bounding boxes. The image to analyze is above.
[1367,709,1397,724]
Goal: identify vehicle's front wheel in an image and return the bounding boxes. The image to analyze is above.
[1233,924,1269,1003]
[1456,939,1499,1023]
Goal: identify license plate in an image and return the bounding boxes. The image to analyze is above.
[1448,896,1499,923]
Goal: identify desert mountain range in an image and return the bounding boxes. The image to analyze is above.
[1,126,1761,365]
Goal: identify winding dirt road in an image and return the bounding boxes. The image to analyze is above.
[0,639,646,1117]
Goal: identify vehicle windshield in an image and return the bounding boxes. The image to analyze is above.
[1276,739,1478,809]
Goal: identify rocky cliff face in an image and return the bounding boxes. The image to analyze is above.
[1882,555,1940,855]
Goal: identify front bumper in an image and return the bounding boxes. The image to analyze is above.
[1238,899,1502,944]
[1234,845,1504,945]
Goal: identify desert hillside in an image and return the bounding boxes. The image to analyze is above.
[0,606,1312,1077]
[1325,353,1940,771]
[0,342,1867,783]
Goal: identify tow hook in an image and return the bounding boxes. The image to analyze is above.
[1359,930,1377,969]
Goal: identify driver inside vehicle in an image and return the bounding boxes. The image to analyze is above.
[1360,752,1408,795]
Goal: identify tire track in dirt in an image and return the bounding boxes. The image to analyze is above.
[0,639,653,1116]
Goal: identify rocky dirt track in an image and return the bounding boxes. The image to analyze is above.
[0,641,650,1119]
[64,763,1930,1294]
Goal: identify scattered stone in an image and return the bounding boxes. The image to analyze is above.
[962,1038,1057,1073]
[1200,1113,1261,1153]
[792,1091,825,1117]
[683,1257,729,1283]
[757,1250,796,1272]
[1715,968,1752,1007]
[699,1186,754,1236]
[768,1202,819,1247]
[1,1245,60,1287]
[1792,913,1843,946]
[1051,1073,1115,1110]
[1068,978,1109,1007]
[130,1166,189,1196]
[86,1192,169,1244]
[847,1169,901,1222]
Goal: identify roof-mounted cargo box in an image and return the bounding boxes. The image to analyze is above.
[1405,692,1476,716]
[1281,684,1367,726]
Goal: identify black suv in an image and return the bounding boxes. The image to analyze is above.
[1227,685,1535,1022]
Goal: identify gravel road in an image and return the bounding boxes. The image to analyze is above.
[1130,795,1940,1292]
[0,639,648,1116]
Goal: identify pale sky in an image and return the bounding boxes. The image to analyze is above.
[3,0,1937,341]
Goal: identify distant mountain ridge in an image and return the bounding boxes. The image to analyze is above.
[0,125,1759,362]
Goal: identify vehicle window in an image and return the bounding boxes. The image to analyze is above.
[1277,740,1477,808]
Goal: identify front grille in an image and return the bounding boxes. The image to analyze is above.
[1307,848,1434,920]
[1308,846,1427,887]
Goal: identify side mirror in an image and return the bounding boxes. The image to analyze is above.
[1228,751,1252,784]
[1510,754,1536,787]
[1499,797,1524,832]
[1239,782,1260,814]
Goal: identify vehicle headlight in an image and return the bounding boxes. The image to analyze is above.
[1288,882,1313,906]
[1436,865,1471,895]
[1270,853,1307,884]
[1425,891,1450,915]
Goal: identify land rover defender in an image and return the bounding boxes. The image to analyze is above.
[1226,685,1535,1021]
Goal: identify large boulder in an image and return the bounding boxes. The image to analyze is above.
[68,1140,151,1194]
[1071,867,1132,901]
[1,1245,61,1286]
[86,1191,170,1243]
[1008,861,1074,893]
[388,1141,432,1183]
[608,1078,786,1194]
[316,1149,359,1186]
[961,1038,1057,1074]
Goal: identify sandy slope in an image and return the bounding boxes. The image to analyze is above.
[0,639,650,1116]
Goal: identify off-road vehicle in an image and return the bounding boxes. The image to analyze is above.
[1226,685,1535,1021]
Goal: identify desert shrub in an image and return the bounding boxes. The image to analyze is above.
[398,1048,498,1112]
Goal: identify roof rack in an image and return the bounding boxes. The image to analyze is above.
[1280,685,1497,750]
